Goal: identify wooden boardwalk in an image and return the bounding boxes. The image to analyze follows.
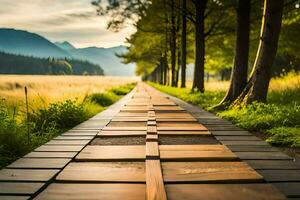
[0,83,299,200]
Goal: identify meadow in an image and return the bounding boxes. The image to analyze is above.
[0,75,137,168]
[150,72,300,149]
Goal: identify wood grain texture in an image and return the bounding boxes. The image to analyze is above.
[7,158,71,169]
[165,184,286,200]
[162,162,263,183]
[146,142,159,159]
[76,145,145,161]
[34,145,84,152]
[159,145,237,161]
[35,183,146,200]
[24,152,77,158]
[146,160,167,200]
[56,162,145,182]
[0,182,44,195]
[0,169,59,182]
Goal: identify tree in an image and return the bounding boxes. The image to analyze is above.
[217,0,251,108]
[235,0,284,105]
[181,0,187,88]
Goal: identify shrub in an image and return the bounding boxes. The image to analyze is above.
[110,83,136,95]
[30,99,87,132]
[88,92,118,107]
[267,127,300,147]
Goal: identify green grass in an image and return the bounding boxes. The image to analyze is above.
[149,73,300,148]
[0,83,136,168]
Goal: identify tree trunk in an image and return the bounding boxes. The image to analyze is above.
[192,0,207,93]
[170,0,177,87]
[181,0,187,88]
[235,0,284,105]
[217,0,251,108]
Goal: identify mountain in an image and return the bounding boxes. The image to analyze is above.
[54,41,76,51]
[0,28,71,58]
[67,45,135,76]
[0,28,136,76]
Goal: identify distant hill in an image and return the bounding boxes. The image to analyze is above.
[0,28,71,58]
[0,28,135,76]
[0,51,104,75]
[66,45,136,76]
[54,41,76,51]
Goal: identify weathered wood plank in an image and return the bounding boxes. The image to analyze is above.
[146,134,158,141]
[211,131,252,136]
[221,141,269,146]
[165,184,286,200]
[56,162,145,182]
[0,169,59,182]
[0,196,30,200]
[34,145,84,152]
[0,182,44,195]
[54,136,94,140]
[227,145,279,152]
[274,182,300,197]
[45,140,90,146]
[235,152,291,160]
[246,160,300,170]
[35,183,146,200]
[215,136,261,141]
[24,151,77,158]
[7,158,71,169]
[257,170,300,182]
[76,145,145,161]
[146,160,167,200]
[160,145,237,161]
[162,162,263,183]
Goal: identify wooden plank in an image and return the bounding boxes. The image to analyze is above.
[7,158,71,169]
[146,142,159,159]
[157,122,204,127]
[54,136,94,140]
[246,160,300,170]
[257,170,300,182]
[0,196,30,200]
[146,160,167,200]
[107,122,147,127]
[62,132,98,136]
[56,162,145,182]
[165,184,286,200]
[221,141,269,146]
[227,145,279,152]
[157,126,207,131]
[0,169,59,182]
[274,183,300,198]
[159,145,237,161]
[76,145,145,161]
[24,152,77,158]
[235,152,291,160]
[35,145,84,152]
[158,131,210,136]
[162,162,263,183]
[156,118,197,122]
[0,182,44,195]
[35,183,146,200]
[102,127,147,131]
[45,140,90,146]
[215,136,261,141]
[146,134,158,141]
[147,121,157,126]
[98,130,146,136]
[147,126,157,134]
[111,117,148,122]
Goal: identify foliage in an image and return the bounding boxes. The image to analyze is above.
[88,93,118,107]
[0,83,136,168]
[151,72,300,148]
[0,51,104,75]
[110,83,136,95]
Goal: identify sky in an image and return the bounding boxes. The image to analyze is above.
[0,0,135,48]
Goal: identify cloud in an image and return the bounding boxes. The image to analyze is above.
[0,0,135,48]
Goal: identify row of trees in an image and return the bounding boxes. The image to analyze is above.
[93,0,300,107]
[0,52,104,75]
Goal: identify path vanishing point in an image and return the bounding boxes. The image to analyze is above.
[0,83,300,200]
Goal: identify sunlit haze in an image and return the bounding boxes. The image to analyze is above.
[0,0,135,48]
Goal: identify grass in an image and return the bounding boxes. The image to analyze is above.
[0,76,136,168]
[150,72,300,148]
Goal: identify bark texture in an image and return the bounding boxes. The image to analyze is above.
[181,0,187,88]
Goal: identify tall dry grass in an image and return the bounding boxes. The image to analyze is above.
[0,75,139,108]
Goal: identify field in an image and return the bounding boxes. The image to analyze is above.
[150,72,300,151]
[0,75,138,168]
[0,75,139,108]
